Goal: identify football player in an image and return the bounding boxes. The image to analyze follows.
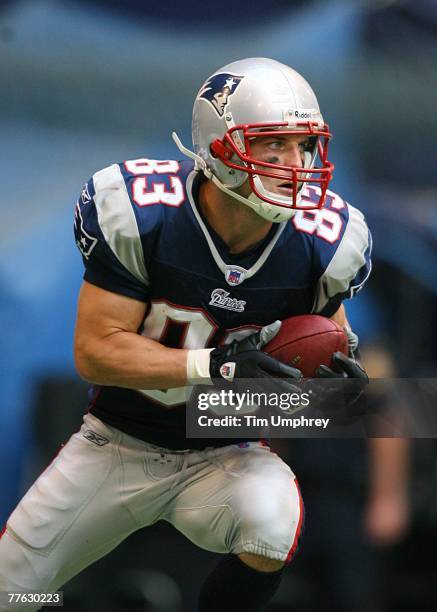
[0,58,371,611]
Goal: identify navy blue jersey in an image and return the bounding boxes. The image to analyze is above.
[74,158,372,449]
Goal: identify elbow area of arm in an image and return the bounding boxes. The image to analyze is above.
[74,344,104,384]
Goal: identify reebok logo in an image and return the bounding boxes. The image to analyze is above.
[83,429,109,446]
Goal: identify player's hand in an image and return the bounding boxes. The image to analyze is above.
[316,351,368,382]
[310,352,369,424]
[209,321,302,383]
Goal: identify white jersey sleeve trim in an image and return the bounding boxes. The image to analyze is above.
[312,203,371,313]
[92,164,148,286]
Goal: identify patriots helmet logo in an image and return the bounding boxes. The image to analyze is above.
[198,73,244,117]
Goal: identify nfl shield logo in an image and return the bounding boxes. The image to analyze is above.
[225,266,246,286]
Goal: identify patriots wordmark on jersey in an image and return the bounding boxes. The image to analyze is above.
[74,158,372,449]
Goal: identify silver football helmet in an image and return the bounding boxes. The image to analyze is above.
[173,57,334,223]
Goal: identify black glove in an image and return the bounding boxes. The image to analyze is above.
[209,321,302,387]
[309,351,369,425]
[316,351,368,382]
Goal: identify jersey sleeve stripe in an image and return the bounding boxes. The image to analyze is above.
[312,204,371,313]
[349,229,372,297]
[92,164,148,286]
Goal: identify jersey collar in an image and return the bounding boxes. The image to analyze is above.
[186,170,287,287]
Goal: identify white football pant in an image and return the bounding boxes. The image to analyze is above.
[0,413,303,611]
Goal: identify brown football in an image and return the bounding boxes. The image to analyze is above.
[263,315,348,377]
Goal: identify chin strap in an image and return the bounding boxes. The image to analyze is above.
[172,132,295,222]
[172,132,212,177]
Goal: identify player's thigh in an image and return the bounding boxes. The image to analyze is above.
[0,414,138,596]
[168,443,303,562]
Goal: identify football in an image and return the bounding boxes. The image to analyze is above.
[264,315,348,377]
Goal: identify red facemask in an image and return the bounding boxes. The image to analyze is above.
[210,121,334,210]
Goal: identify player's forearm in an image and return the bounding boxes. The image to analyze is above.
[329,304,359,356]
[329,303,347,327]
[74,331,189,389]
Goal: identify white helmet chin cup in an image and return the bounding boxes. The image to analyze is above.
[245,191,297,222]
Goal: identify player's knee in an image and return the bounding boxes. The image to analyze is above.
[249,505,294,543]
[238,552,284,572]
[237,495,294,550]
[233,472,302,559]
